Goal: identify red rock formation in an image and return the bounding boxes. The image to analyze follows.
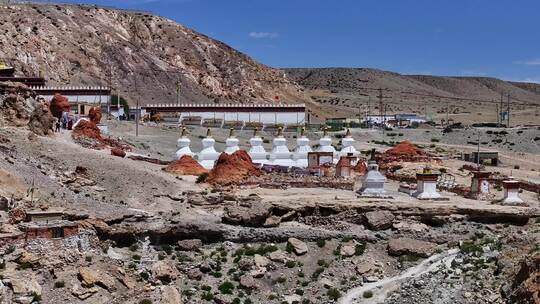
[353,161,367,175]
[72,120,101,140]
[380,141,431,167]
[49,94,70,119]
[163,155,208,176]
[88,107,102,124]
[207,151,260,186]
[111,147,126,158]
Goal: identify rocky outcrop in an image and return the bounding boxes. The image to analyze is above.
[505,254,540,304]
[111,147,126,158]
[287,238,308,255]
[28,100,55,136]
[387,237,437,258]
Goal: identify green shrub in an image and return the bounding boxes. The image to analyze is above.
[196,172,209,183]
[129,244,139,252]
[355,242,367,256]
[140,271,150,281]
[295,288,304,296]
[85,256,92,262]
[327,288,341,300]
[132,254,141,261]
[316,239,326,248]
[139,300,152,304]
[31,292,42,302]
[6,245,16,254]
[363,290,373,298]
[218,281,235,294]
[54,281,65,288]
[201,285,212,291]
[431,138,440,142]
[201,292,214,301]
[285,260,296,268]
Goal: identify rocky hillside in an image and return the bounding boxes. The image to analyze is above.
[285,68,540,105]
[0,3,308,105]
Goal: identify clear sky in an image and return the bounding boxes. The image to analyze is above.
[52,0,539,82]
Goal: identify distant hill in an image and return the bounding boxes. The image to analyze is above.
[284,68,540,105]
[0,3,308,105]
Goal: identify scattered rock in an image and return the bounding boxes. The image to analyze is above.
[222,203,270,227]
[78,267,98,287]
[263,215,281,227]
[387,237,437,257]
[254,254,270,268]
[287,238,308,255]
[177,239,203,251]
[161,285,182,304]
[239,275,260,290]
[186,268,202,280]
[152,261,178,282]
[268,250,289,263]
[363,210,395,230]
[111,148,126,158]
[71,285,99,300]
[340,242,357,257]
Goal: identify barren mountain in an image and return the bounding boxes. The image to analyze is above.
[0,3,308,104]
[284,68,540,105]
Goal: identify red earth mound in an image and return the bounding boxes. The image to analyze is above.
[385,141,426,157]
[72,120,102,140]
[207,150,260,185]
[88,107,102,124]
[353,161,367,175]
[163,155,207,176]
[49,94,70,119]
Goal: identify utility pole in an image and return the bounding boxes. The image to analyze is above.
[476,130,481,169]
[176,79,181,105]
[500,92,504,125]
[367,95,371,127]
[496,102,499,125]
[378,88,383,126]
[133,74,140,137]
[507,93,511,127]
[444,97,449,126]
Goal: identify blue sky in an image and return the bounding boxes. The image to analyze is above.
[56,0,539,82]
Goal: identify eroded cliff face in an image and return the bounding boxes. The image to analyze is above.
[0,3,308,104]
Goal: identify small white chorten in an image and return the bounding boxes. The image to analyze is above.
[175,127,194,159]
[224,128,240,154]
[248,128,268,166]
[317,128,337,162]
[340,129,360,161]
[293,127,312,168]
[412,167,442,200]
[269,127,295,167]
[357,149,387,197]
[197,128,220,170]
[501,177,524,205]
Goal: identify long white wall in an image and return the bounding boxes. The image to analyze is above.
[181,111,305,124]
[37,94,110,104]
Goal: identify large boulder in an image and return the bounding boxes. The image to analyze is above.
[287,238,308,255]
[49,94,70,119]
[177,239,203,251]
[152,261,178,283]
[207,150,260,185]
[72,119,101,140]
[387,237,437,258]
[363,211,395,230]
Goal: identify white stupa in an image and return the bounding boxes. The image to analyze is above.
[293,127,312,168]
[501,177,524,205]
[224,128,240,154]
[269,127,295,167]
[175,127,194,159]
[412,166,442,200]
[197,128,221,170]
[317,128,337,162]
[248,128,268,166]
[340,129,360,161]
[357,149,388,197]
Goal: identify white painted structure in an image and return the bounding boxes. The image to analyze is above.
[502,178,524,205]
[31,86,111,104]
[175,128,194,159]
[412,168,442,200]
[339,129,359,161]
[143,103,306,125]
[293,129,312,168]
[224,129,240,155]
[357,160,387,197]
[317,130,337,162]
[197,129,221,170]
[269,128,295,167]
[248,130,268,165]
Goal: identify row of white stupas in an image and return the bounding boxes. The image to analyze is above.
[175,127,360,170]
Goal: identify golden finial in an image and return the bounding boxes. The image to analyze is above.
[346,128,351,137]
[229,128,235,137]
[277,127,283,137]
[300,127,305,137]
[323,127,328,137]
[181,127,187,137]
[253,128,258,137]
[206,128,211,137]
